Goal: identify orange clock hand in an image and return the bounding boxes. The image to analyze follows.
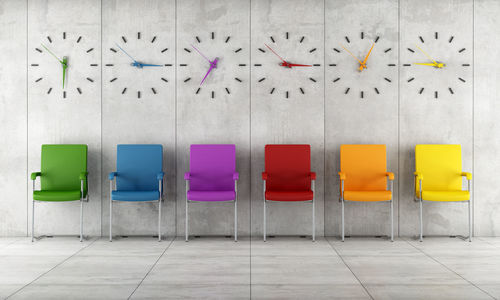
[341,44,366,71]
[360,42,375,71]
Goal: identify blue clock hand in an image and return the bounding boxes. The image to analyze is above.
[140,63,163,67]
[115,43,138,64]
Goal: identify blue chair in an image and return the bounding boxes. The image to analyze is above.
[108,144,164,241]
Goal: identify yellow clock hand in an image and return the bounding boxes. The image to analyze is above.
[413,62,446,68]
[415,45,437,65]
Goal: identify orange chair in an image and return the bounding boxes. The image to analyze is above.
[338,145,394,241]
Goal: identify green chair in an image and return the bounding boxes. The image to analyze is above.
[31,144,89,242]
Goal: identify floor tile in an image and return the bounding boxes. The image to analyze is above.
[251,284,369,300]
[365,284,493,300]
[131,284,250,300]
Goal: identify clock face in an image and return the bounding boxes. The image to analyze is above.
[404,32,471,99]
[104,32,173,99]
[30,32,98,99]
[253,32,322,99]
[329,32,396,99]
[179,32,246,99]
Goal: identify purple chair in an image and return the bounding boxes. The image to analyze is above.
[184,144,239,241]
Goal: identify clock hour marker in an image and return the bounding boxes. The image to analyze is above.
[225,36,230,43]
[286,32,289,39]
[152,88,156,94]
[110,77,117,82]
[184,48,191,53]
[86,78,94,82]
[225,88,230,94]
[35,77,43,82]
[235,77,242,82]
[407,48,415,53]
[345,88,350,94]
[161,48,168,53]
[313,64,321,66]
[47,88,52,94]
[374,87,379,94]
[384,77,392,82]
[462,64,470,66]
[419,87,424,94]
[270,36,275,43]
[161,78,168,83]
[458,77,466,83]
[258,77,266,82]
[270,88,275,94]
[110,48,117,53]
[235,48,242,53]
[180,64,187,66]
[419,36,424,43]
[196,36,201,43]
[329,64,337,66]
[449,36,454,43]
[90,64,98,66]
[388,64,396,66]
[309,78,316,82]
[309,48,317,53]
[31,64,39,66]
[209,32,214,40]
[384,48,391,53]
[361,32,364,39]
[86,48,94,53]
[138,91,141,99]
[435,91,438,98]
[254,64,262,66]
[77,87,81,94]
[239,64,246,66]
[165,64,173,66]
[258,48,265,53]
[35,48,42,53]
[196,87,201,94]
[333,48,341,53]
[300,36,305,43]
[435,32,438,39]
[105,64,113,66]
[403,64,411,66]
[300,88,304,94]
[333,77,340,83]
[286,91,289,98]
[407,77,414,82]
[77,36,82,43]
[151,36,157,43]
[374,36,380,43]
[63,91,66,98]
[459,48,466,53]
[211,91,215,98]
[184,77,191,82]
[448,88,454,94]
[63,32,66,39]
[345,36,350,43]
[122,88,127,94]
[122,36,127,43]
[360,91,364,99]
[47,36,52,43]
[137,32,141,39]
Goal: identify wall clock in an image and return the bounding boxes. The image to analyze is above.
[253,32,322,99]
[404,32,471,99]
[30,32,98,99]
[329,31,396,99]
[104,32,172,99]
[179,32,247,99]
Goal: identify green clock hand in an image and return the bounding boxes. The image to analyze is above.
[41,43,63,64]
[62,56,68,89]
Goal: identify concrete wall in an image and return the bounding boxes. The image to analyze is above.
[1,0,499,237]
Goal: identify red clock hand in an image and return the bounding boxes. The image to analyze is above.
[287,63,312,67]
[265,43,287,64]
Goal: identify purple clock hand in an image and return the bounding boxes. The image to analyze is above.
[191,44,211,64]
[200,58,218,85]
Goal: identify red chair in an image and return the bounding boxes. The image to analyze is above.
[262,145,316,241]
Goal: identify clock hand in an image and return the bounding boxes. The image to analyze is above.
[62,56,68,89]
[286,63,312,67]
[139,63,163,67]
[413,62,446,68]
[360,42,375,71]
[200,58,218,85]
[415,45,438,65]
[191,44,211,64]
[265,43,287,64]
[341,44,366,70]
[115,43,138,64]
[41,44,63,64]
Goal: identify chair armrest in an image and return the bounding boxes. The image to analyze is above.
[309,172,316,180]
[461,172,472,180]
[157,172,165,181]
[386,172,395,180]
[79,171,88,180]
[108,172,117,180]
[184,172,191,180]
[414,172,423,181]
[233,172,239,180]
[261,172,268,180]
[338,172,346,180]
[31,172,41,180]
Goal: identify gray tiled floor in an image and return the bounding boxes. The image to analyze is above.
[0,236,499,299]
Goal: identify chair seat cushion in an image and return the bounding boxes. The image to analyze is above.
[187,190,236,201]
[265,190,313,201]
[422,190,470,202]
[33,190,84,201]
[344,190,392,202]
[112,190,160,202]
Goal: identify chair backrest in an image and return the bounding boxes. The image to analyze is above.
[116,144,163,191]
[265,144,311,191]
[415,144,462,192]
[189,144,236,191]
[41,144,88,193]
[340,144,387,191]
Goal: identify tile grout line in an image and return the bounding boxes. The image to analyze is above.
[403,238,496,299]
[25,0,29,238]
[5,238,99,299]
[477,237,500,250]
[397,0,401,238]
[249,0,252,298]
[325,237,374,300]
[127,236,177,300]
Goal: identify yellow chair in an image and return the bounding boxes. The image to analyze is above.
[338,145,394,242]
[414,144,472,242]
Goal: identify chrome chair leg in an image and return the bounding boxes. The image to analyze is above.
[419,200,423,242]
[341,199,345,242]
[390,199,394,242]
[31,199,35,242]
